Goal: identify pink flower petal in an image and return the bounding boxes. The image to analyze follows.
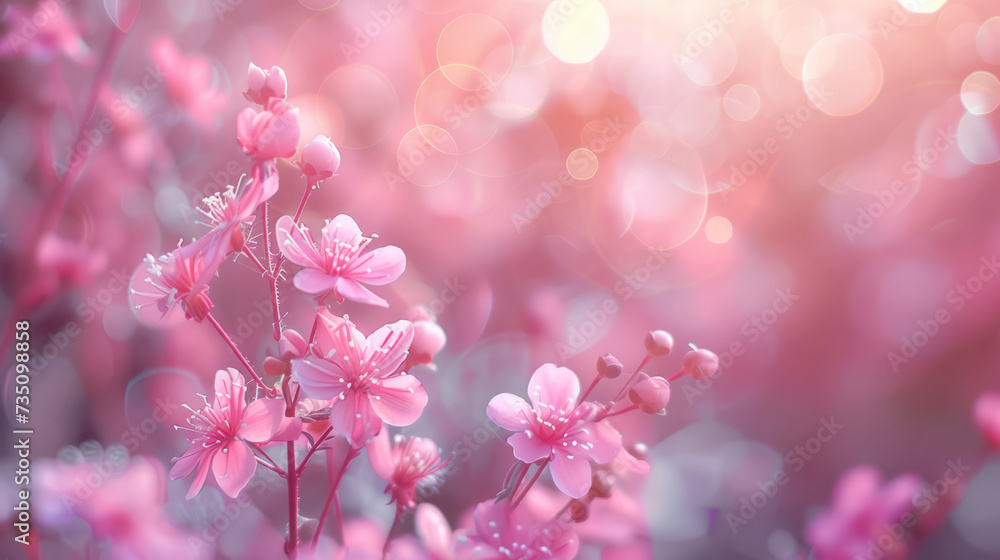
[369,374,428,427]
[335,278,389,307]
[276,215,324,269]
[364,320,413,376]
[550,451,592,498]
[577,420,621,464]
[291,357,349,400]
[293,268,340,295]
[168,445,203,480]
[321,214,363,249]
[313,309,367,366]
[345,246,406,285]
[508,432,551,463]
[212,440,256,498]
[415,503,453,559]
[527,363,580,412]
[185,448,216,500]
[365,428,395,481]
[487,393,533,431]
[239,397,285,442]
[329,391,381,448]
[271,416,304,442]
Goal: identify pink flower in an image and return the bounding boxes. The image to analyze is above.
[404,306,447,370]
[237,97,301,160]
[276,214,406,307]
[129,229,229,322]
[169,368,299,499]
[680,348,719,380]
[487,364,622,498]
[198,163,279,254]
[244,62,288,105]
[805,466,924,560]
[152,37,226,128]
[366,429,449,509]
[974,392,1000,450]
[455,500,579,560]
[0,3,91,63]
[416,503,455,560]
[297,135,342,182]
[291,309,427,448]
[627,374,670,414]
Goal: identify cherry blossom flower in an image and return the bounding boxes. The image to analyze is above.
[291,309,426,448]
[366,429,449,509]
[974,392,1000,450]
[487,364,622,498]
[197,162,279,254]
[244,62,288,105]
[455,500,579,560]
[129,229,229,322]
[236,96,301,160]
[276,214,406,307]
[151,37,226,128]
[169,368,300,499]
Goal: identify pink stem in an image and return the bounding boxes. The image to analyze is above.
[256,456,285,477]
[286,442,299,559]
[604,404,640,418]
[242,247,268,275]
[667,369,685,382]
[511,459,549,509]
[382,504,403,558]
[292,179,316,223]
[612,352,652,403]
[206,312,274,396]
[314,447,361,547]
[580,375,603,402]
[297,426,334,475]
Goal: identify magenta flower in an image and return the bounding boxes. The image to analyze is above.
[236,96,301,161]
[198,164,279,255]
[276,214,406,307]
[455,500,579,560]
[366,429,449,509]
[169,368,299,499]
[488,364,622,498]
[130,229,229,323]
[291,309,426,448]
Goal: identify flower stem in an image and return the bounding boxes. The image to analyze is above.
[667,369,685,382]
[382,504,404,559]
[511,459,549,509]
[286,441,299,559]
[297,426,334,475]
[293,179,317,222]
[605,404,640,418]
[580,375,603,402]
[206,312,274,396]
[314,446,361,547]
[612,352,653,403]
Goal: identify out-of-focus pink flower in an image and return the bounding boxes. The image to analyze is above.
[130,229,229,322]
[169,368,299,499]
[805,466,924,560]
[404,306,447,370]
[236,97,301,160]
[0,2,91,63]
[681,348,719,380]
[487,364,622,498]
[291,309,426,448]
[974,392,1000,450]
[628,374,670,414]
[455,500,579,560]
[276,214,406,307]
[151,37,226,128]
[297,134,341,183]
[244,62,288,105]
[366,429,449,509]
[416,503,455,560]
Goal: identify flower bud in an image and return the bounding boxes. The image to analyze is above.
[681,348,719,380]
[644,330,674,356]
[596,353,623,378]
[297,135,341,182]
[244,63,287,105]
[628,442,649,462]
[589,471,614,498]
[409,319,447,369]
[279,329,308,362]
[263,356,287,377]
[628,374,670,414]
[569,500,589,523]
[974,393,1000,450]
[236,98,301,161]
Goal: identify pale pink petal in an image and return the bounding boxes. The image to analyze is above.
[169,446,203,480]
[550,451,592,499]
[578,420,621,464]
[313,309,367,366]
[270,417,304,442]
[239,397,285,442]
[365,428,395,481]
[236,107,258,155]
[212,440,256,498]
[527,363,580,411]
[276,215,323,268]
[321,214,363,249]
[345,246,406,285]
[335,278,389,307]
[508,432,551,463]
[184,448,216,500]
[329,391,381,448]
[369,374,428,427]
[415,503,453,559]
[364,320,413,376]
[293,268,340,295]
[486,393,533,431]
[292,357,350,400]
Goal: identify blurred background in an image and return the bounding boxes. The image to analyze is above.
[2,0,1000,558]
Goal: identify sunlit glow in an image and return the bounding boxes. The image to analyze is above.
[542,0,610,64]
[705,216,733,244]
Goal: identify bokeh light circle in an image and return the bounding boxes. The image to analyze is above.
[898,0,949,14]
[961,71,1000,114]
[438,14,514,87]
[317,65,398,149]
[541,0,610,64]
[397,125,460,187]
[723,84,761,122]
[414,65,501,155]
[705,216,734,244]
[802,34,884,117]
[977,17,1000,64]
[566,148,598,180]
[957,111,1000,164]
[298,0,340,9]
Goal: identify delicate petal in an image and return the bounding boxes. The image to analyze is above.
[330,390,380,448]
[168,446,203,480]
[313,309,367,367]
[415,503,453,559]
[292,357,349,400]
[212,441,256,498]
[527,363,580,411]
[365,428,395,481]
[345,246,406,285]
[335,278,389,307]
[238,397,285,442]
[184,448,216,500]
[293,268,340,295]
[276,215,323,268]
[364,320,413,376]
[369,375,428,427]
[321,214,363,249]
[271,417,304,442]
[487,393,533,431]
[550,451,592,498]
[579,420,622,464]
[508,432,551,463]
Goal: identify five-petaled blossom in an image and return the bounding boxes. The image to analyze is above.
[276,214,405,307]
[198,163,279,255]
[291,309,427,448]
[366,429,449,509]
[130,229,229,322]
[488,364,622,498]
[455,499,579,560]
[170,368,300,499]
